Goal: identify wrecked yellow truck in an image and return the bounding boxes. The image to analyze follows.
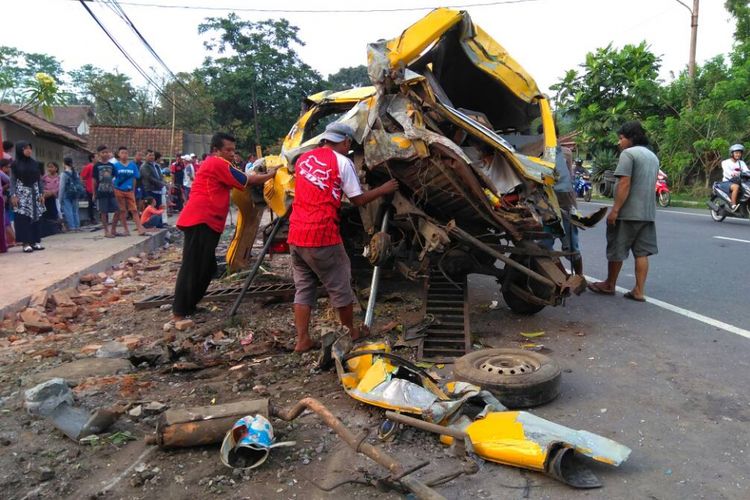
[228,8,591,317]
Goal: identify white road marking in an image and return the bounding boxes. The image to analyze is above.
[585,275,750,340]
[584,201,710,218]
[714,236,750,244]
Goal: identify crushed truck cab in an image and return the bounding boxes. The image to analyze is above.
[229,8,599,313]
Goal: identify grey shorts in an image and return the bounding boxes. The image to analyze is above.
[290,244,356,308]
[606,220,658,261]
[96,195,119,214]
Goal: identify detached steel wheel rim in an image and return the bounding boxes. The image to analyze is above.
[477,352,541,376]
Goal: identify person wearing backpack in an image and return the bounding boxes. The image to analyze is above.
[59,157,84,232]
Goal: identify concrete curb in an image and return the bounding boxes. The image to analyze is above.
[0,229,169,318]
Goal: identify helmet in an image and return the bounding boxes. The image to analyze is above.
[729,144,745,155]
[574,158,583,165]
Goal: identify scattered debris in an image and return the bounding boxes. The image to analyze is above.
[24,378,74,416]
[50,403,119,441]
[520,331,546,338]
[146,399,269,449]
[220,414,295,469]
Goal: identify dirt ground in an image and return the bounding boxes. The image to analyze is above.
[1,230,492,500]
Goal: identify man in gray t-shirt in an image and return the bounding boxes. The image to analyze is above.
[588,121,659,302]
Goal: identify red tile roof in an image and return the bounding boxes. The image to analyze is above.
[49,105,93,130]
[88,126,184,156]
[0,103,88,149]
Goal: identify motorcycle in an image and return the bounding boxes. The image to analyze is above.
[707,171,750,222]
[573,171,592,202]
[655,169,670,207]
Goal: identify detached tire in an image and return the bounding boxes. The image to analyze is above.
[453,348,561,408]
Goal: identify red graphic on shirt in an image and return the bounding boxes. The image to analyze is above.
[288,148,344,247]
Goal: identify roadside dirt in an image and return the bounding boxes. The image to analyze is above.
[0,232,474,500]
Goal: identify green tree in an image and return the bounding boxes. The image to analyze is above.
[551,42,662,158]
[68,65,142,125]
[325,65,370,91]
[0,46,65,119]
[153,72,215,133]
[197,14,323,151]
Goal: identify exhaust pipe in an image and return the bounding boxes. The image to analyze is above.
[706,201,722,212]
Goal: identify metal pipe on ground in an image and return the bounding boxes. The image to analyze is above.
[272,397,445,500]
[229,211,289,317]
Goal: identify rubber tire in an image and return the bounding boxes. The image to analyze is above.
[710,195,726,222]
[453,348,561,408]
[501,258,547,315]
[657,191,670,207]
[583,187,592,202]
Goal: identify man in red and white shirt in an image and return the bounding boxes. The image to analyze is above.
[289,122,398,352]
[168,132,277,327]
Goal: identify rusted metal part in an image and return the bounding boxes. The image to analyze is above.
[230,211,290,317]
[146,399,269,449]
[446,221,556,289]
[418,269,470,362]
[385,411,466,440]
[272,397,446,500]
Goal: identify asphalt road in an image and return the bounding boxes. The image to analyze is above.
[444,201,750,499]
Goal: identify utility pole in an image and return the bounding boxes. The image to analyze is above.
[675,0,700,80]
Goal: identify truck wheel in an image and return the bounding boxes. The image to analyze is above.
[453,348,561,408]
[501,258,548,315]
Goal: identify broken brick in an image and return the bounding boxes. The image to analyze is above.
[29,290,49,308]
[175,319,194,331]
[127,257,142,265]
[81,343,103,355]
[24,321,54,334]
[20,308,46,324]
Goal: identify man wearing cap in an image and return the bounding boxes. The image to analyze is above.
[289,122,399,352]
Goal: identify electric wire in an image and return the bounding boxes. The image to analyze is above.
[101,0,217,126]
[76,0,542,14]
[79,0,188,114]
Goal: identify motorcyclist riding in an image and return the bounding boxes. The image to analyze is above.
[721,144,749,211]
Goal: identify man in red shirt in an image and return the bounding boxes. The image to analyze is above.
[79,153,96,224]
[167,133,277,327]
[289,122,398,352]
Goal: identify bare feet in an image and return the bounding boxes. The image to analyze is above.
[294,336,317,353]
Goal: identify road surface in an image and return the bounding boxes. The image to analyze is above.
[453,202,750,499]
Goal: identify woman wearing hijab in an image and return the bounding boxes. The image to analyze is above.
[10,141,45,253]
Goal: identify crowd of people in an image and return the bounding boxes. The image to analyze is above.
[0,138,213,253]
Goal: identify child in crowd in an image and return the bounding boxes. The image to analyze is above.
[140,196,164,229]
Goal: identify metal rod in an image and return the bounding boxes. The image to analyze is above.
[384,411,468,440]
[445,221,557,289]
[272,397,445,500]
[364,209,390,329]
[229,211,288,317]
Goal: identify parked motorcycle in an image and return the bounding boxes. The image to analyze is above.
[655,169,670,207]
[707,171,750,222]
[573,171,592,202]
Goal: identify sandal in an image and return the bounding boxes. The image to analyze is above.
[587,282,615,295]
[23,245,33,253]
[624,291,646,302]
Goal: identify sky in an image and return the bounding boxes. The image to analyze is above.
[2,0,737,96]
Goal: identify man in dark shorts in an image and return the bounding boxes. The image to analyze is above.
[92,145,119,238]
[288,122,398,352]
[588,121,659,302]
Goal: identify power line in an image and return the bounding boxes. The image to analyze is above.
[77,0,542,14]
[79,0,188,115]
[103,0,199,99]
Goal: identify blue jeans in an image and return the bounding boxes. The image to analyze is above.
[61,197,80,229]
